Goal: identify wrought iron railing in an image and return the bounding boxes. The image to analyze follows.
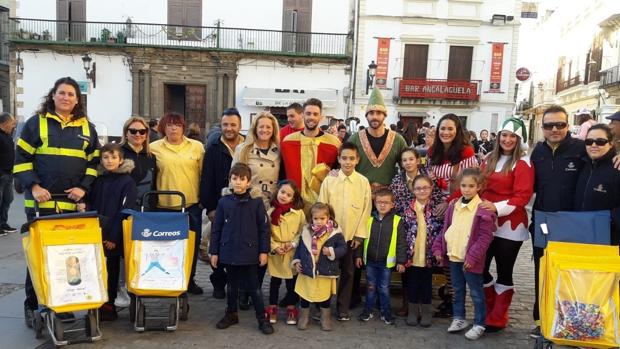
[556,75,582,93]
[599,65,620,88]
[9,18,350,58]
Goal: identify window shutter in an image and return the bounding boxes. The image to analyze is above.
[403,44,428,79]
[447,46,473,80]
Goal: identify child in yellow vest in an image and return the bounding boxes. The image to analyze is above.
[292,203,347,331]
[354,188,407,324]
[266,180,305,325]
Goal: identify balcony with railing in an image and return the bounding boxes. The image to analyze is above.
[599,65,620,89]
[555,75,582,93]
[9,18,350,59]
[393,78,481,104]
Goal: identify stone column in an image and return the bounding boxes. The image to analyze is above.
[131,69,140,116]
[144,70,151,118]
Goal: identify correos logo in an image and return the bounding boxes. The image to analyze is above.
[141,228,181,238]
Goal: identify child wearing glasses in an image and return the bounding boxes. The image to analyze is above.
[354,188,407,324]
[401,174,444,327]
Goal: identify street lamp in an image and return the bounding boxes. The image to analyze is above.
[82,54,96,88]
[366,60,378,94]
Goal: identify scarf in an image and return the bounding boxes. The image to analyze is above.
[310,220,334,255]
[270,200,293,226]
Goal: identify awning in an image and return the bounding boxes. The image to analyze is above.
[399,111,429,118]
[242,87,338,108]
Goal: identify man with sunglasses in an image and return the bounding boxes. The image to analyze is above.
[528,104,586,337]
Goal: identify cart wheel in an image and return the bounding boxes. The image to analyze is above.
[53,313,64,342]
[129,294,136,323]
[180,295,189,321]
[136,301,145,328]
[85,310,99,337]
[168,303,177,329]
[34,310,44,339]
[438,285,446,298]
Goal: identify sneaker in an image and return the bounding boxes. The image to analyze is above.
[380,314,395,325]
[258,319,275,335]
[1,224,17,233]
[188,280,204,295]
[357,310,374,322]
[447,319,469,333]
[216,311,239,329]
[465,325,485,340]
[24,305,34,328]
[0,231,7,237]
[115,285,130,308]
[99,303,118,321]
[286,308,298,325]
[337,313,351,321]
[265,306,277,324]
[529,326,542,338]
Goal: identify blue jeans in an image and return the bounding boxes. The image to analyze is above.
[0,173,14,226]
[449,261,485,326]
[365,260,392,317]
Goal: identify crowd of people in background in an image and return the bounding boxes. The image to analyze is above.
[3,77,620,341]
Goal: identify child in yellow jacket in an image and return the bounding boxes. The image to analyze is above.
[266,180,305,325]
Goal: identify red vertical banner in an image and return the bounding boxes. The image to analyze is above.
[375,38,391,88]
[489,42,504,92]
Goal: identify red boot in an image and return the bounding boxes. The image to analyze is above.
[483,284,496,317]
[485,287,514,330]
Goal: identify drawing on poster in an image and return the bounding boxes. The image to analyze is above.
[136,240,186,290]
[47,244,105,306]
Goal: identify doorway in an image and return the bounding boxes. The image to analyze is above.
[164,84,207,131]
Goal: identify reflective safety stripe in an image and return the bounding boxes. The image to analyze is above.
[24,199,77,211]
[35,147,86,159]
[364,215,401,268]
[13,162,33,173]
[86,149,100,161]
[17,138,36,154]
[85,168,98,177]
[81,121,90,150]
[39,115,48,147]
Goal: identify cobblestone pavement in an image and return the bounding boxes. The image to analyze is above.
[28,244,538,349]
[1,195,542,349]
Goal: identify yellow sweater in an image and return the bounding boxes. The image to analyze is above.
[444,195,481,262]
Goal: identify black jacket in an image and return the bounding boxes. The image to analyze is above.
[531,134,585,213]
[200,138,234,213]
[292,225,347,278]
[574,149,620,244]
[356,211,407,265]
[0,128,14,175]
[14,113,99,214]
[209,189,270,265]
[121,143,157,207]
[88,160,137,256]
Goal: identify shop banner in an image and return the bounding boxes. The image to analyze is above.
[489,43,504,92]
[375,38,391,88]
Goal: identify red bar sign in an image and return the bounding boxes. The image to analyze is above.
[489,43,504,92]
[375,38,390,88]
[399,79,480,101]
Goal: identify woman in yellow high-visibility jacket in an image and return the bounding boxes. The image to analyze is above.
[14,76,99,326]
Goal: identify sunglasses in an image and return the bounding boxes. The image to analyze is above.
[128,128,147,135]
[584,138,610,146]
[542,122,568,130]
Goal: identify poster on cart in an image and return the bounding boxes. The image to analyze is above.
[46,244,106,307]
[136,240,186,290]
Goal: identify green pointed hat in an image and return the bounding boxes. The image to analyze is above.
[365,87,387,116]
[500,117,527,141]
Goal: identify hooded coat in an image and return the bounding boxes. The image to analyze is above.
[88,159,137,256]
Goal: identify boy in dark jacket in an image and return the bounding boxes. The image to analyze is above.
[209,163,273,335]
[355,189,407,324]
[87,143,137,321]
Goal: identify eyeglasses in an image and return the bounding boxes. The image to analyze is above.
[413,186,432,192]
[128,128,147,135]
[542,122,568,130]
[584,138,610,146]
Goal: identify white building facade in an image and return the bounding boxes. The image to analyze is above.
[350,0,521,134]
[12,0,352,137]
